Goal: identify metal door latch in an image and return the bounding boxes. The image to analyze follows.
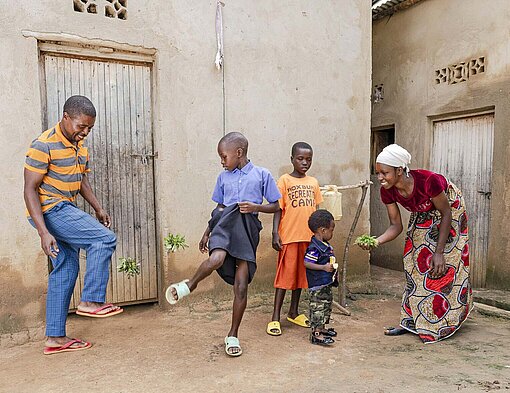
[130,151,158,164]
[477,190,492,199]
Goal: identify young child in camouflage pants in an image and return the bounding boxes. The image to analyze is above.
[304,210,338,346]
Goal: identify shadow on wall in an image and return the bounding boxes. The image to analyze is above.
[369,175,406,271]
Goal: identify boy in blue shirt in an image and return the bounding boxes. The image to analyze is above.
[304,209,338,346]
[166,132,281,357]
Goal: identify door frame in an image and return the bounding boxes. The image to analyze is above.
[428,109,495,288]
[36,36,162,305]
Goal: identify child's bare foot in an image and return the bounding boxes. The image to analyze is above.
[310,331,335,346]
[320,328,337,337]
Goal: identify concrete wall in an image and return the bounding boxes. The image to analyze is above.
[0,0,371,341]
[371,0,510,289]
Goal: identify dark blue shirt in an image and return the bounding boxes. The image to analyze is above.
[304,236,336,290]
[211,161,281,206]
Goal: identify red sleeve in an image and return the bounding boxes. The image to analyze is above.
[380,187,395,205]
[425,173,447,198]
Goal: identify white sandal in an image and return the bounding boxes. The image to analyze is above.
[165,279,190,305]
[224,336,243,357]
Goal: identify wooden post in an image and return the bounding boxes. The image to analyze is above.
[320,180,373,312]
[339,180,371,307]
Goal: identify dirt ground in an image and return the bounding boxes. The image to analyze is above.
[1,267,509,393]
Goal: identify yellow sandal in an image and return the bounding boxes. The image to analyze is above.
[266,321,282,336]
[287,314,310,328]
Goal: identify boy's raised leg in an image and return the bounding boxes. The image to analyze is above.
[167,249,227,302]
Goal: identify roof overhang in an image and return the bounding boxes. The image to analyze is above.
[372,0,425,21]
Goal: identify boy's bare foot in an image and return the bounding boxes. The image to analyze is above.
[224,336,243,357]
[165,280,191,304]
[169,287,178,301]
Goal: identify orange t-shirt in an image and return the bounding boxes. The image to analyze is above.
[277,174,323,244]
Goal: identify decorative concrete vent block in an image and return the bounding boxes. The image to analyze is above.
[448,62,468,85]
[435,56,485,85]
[373,84,384,103]
[73,0,127,20]
[469,57,485,76]
[105,0,127,20]
[73,0,98,14]
[435,68,448,85]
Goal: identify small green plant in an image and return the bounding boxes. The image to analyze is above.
[354,234,379,248]
[164,233,189,253]
[117,257,140,278]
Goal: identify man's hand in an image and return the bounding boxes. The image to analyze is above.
[40,232,59,258]
[95,209,111,228]
[272,233,282,251]
[238,202,260,214]
[429,252,446,278]
[199,233,210,253]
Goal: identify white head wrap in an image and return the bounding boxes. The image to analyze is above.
[376,144,412,176]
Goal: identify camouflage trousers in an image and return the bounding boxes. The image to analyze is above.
[308,285,333,329]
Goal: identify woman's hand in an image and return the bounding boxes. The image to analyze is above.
[357,238,380,251]
[199,233,210,253]
[429,252,446,278]
[272,232,282,251]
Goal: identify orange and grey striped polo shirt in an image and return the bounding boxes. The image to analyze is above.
[24,123,90,216]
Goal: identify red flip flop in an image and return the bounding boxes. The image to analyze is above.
[43,339,92,355]
[76,303,124,318]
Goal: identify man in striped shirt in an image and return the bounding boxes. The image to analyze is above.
[24,95,122,355]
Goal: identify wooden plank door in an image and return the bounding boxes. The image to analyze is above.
[40,53,158,306]
[432,114,494,288]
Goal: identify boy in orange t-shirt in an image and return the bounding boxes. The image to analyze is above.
[267,142,323,336]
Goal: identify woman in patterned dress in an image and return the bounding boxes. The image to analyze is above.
[363,144,472,343]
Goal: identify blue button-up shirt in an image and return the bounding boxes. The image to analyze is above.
[212,161,281,206]
[305,236,336,290]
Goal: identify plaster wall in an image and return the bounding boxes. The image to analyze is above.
[0,0,371,340]
[371,0,510,289]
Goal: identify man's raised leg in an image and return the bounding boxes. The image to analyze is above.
[43,202,120,317]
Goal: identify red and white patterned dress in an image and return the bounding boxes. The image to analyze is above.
[381,170,472,343]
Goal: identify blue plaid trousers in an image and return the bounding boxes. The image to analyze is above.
[30,201,116,337]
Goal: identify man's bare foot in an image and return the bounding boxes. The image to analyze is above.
[45,336,89,349]
[76,302,123,317]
